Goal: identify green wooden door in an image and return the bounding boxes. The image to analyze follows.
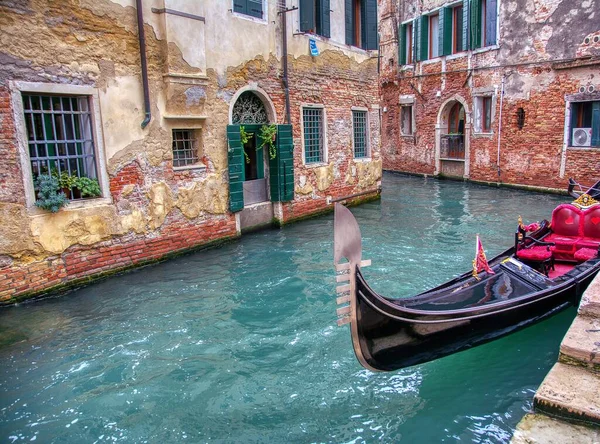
[269,124,294,202]
[227,125,245,212]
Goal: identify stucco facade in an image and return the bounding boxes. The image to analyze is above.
[379,0,600,188]
[0,0,382,303]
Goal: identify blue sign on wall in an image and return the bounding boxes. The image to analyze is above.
[309,39,319,57]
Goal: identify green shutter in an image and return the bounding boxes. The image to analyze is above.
[345,0,354,45]
[233,0,247,15]
[320,0,331,38]
[441,7,453,56]
[227,125,245,212]
[362,0,378,50]
[412,20,418,62]
[269,125,295,202]
[592,102,600,147]
[300,0,315,32]
[419,15,429,61]
[462,0,469,51]
[415,17,421,61]
[399,23,407,65]
[470,0,481,49]
[247,0,263,18]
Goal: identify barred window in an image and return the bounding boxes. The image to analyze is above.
[353,110,368,158]
[23,94,99,199]
[172,129,200,167]
[303,107,324,164]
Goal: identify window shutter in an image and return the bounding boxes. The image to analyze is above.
[485,0,497,46]
[300,0,315,32]
[470,0,481,49]
[441,7,453,56]
[415,17,421,61]
[345,0,354,45]
[247,0,263,18]
[462,0,470,51]
[412,20,418,62]
[399,23,407,65]
[270,125,295,202]
[592,102,600,147]
[361,0,378,50]
[419,15,429,61]
[227,125,245,212]
[320,0,331,38]
[233,0,247,15]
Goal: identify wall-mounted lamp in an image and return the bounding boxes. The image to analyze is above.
[516,107,525,130]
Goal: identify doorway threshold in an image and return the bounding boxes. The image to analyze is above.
[240,201,274,233]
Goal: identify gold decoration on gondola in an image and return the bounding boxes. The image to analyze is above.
[571,193,599,210]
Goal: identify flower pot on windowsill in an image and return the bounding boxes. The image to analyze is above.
[61,188,81,200]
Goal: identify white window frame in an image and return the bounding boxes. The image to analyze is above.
[399,95,416,136]
[351,107,370,159]
[300,104,328,166]
[472,90,496,134]
[10,81,110,209]
[231,0,268,23]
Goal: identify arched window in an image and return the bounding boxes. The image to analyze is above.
[448,102,465,134]
[231,92,269,124]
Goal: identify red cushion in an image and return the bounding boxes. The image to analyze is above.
[582,207,600,239]
[545,233,578,249]
[551,204,583,237]
[516,246,553,261]
[577,237,600,249]
[574,248,598,262]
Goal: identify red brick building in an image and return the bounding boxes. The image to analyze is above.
[379,0,600,189]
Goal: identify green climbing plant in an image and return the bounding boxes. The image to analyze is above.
[240,125,253,164]
[259,124,277,160]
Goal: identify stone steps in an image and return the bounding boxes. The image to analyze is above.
[512,414,600,444]
[559,315,600,371]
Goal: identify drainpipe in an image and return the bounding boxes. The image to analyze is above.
[496,75,505,181]
[136,0,152,129]
[280,3,291,124]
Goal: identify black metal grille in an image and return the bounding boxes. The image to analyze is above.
[353,111,368,158]
[172,130,199,167]
[303,108,323,163]
[23,94,98,191]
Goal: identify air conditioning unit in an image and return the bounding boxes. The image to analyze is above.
[572,128,592,147]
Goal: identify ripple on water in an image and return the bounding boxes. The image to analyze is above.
[0,173,574,442]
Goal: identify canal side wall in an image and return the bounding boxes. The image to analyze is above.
[0,0,382,304]
[378,0,600,188]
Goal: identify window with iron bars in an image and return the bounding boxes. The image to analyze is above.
[23,94,99,199]
[172,129,200,167]
[303,107,324,164]
[353,110,368,158]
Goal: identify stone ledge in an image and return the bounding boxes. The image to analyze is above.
[511,413,600,444]
[559,315,600,370]
[579,276,600,318]
[534,362,600,425]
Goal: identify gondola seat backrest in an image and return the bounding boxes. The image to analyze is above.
[578,205,600,251]
[551,204,583,237]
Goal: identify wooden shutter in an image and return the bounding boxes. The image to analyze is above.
[399,23,407,65]
[319,0,331,38]
[592,102,600,147]
[419,15,429,61]
[470,0,481,49]
[412,20,418,62]
[485,0,497,46]
[227,125,245,212]
[270,125,295,202]
[462,0,470,51]
[441,7,453,56]
[248,0,263,18]
[345,0,353,45]
[233,0,247,15]
[300,0,315,32]
[362,0,378,50]
[414,17,421,61]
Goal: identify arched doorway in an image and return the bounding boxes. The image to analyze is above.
[436,98,470,178]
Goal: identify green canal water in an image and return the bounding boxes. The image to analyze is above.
[0,173,574,443]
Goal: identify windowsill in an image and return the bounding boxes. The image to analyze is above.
[294,32,378,56]
[421,57,443,65]
[353,157,372,162]
[567,146,600,151]
[231,11,267,24]
[28,197,113,215]
[446,51,468,61]
[304,161,328,168]
[473,44,499,55]
[400,65,415,71]
[400,133,414,138]
[440,157,465,162]
[173,164,207,172]
[472,131,494,138]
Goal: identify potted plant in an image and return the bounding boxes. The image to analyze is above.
[34,174,68,213]
[52,170,79,199]
[240,125,254,164]
[75,176,102,198]
[259,124,277,160]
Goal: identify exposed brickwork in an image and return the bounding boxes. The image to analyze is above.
[0,87,25,204]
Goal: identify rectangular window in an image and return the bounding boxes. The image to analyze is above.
[303,107,324,163]
[23,93,99,199]
[474,96,493,133]
[429,13,440,59]
[400,105,413,135]
[405,23,413,64]
[172,129,200,167]
[345,0,377,50]
[353,110,368,158]
[233,0,263,19]
[570,101,600,147]
[472,0,497,49]
[452,5,463,54]
[300,0,331,38]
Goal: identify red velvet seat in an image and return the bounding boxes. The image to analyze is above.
[516,246,553,262]
[546,204,583,261]
[574,248,598,262]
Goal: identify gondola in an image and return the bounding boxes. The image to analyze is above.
[333,179,600,372]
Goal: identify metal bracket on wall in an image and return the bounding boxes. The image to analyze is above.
[151,8,205,23]
[278,6,298,15]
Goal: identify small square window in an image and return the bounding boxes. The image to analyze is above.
[172,129,200,167]
[302,107,324,164]
[353,110,368,158]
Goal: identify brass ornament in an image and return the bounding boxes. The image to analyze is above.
[571,193,600,210]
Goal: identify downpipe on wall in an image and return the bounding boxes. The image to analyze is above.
[279,3,292,124]
[496,75,505,182]
[136,0,152,129]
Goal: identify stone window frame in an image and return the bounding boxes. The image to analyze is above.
[472,87,496,135]
[171,128,205,170]
[231,0,268,23]
[10,81,111,210]
[351,106,370,160]
[300,103,328,166]
[399,95,416,137]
